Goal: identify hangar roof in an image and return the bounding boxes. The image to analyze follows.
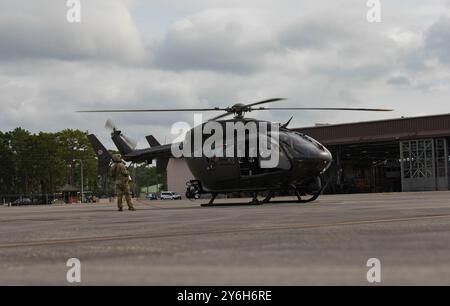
[294,113,450,145]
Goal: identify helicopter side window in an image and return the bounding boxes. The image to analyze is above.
[280,132,310,158]
[276,147,291,170]
[226,132,292,176]
[246,133,291,174]
[258,138,291,171]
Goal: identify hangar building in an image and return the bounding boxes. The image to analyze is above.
[166,114,450,196]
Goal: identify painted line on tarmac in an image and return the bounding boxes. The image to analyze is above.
[1,213,450,249]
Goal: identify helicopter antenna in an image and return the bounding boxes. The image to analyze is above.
[281,116,293,129]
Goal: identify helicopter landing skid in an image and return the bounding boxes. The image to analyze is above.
[267,186,324,204]
[200,201,263,207]
[200,183,327,207]
[201,192,270,207]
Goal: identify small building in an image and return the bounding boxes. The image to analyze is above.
[60,184,79,203]
[166,158,195,197]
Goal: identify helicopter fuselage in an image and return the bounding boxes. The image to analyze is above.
[182,118,333,194]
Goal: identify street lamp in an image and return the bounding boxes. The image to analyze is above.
[73,159,84,203]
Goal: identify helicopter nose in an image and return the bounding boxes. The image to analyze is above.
[284,132,333,174]
[293,143,332,174]
[318,148,333,174]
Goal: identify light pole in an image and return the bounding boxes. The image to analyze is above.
[73,159,84,203]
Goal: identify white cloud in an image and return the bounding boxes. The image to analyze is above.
[0,0,450,149]
[424,16,450,65]
[0,0,147,63]
[154,8,278,73]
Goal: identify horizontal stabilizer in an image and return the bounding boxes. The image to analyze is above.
[87,134,112,176]
[146,135,161,147]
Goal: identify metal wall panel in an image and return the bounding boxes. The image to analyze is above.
[435,138,449,190]
[295,114,450,146]
[400,139,436,192]
[400,138,449,191]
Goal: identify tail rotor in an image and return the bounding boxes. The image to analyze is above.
[105,119,137,154]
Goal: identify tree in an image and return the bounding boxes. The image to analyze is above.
[132,164,166,196]
[0,131,15,194]
[0,128,98,196]
[0,127,164,197]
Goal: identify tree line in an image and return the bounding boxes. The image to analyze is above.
[0,128,164,196]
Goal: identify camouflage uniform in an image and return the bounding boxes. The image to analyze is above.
[111,154,135,211]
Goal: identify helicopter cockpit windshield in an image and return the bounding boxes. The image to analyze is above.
[279,131,326,159]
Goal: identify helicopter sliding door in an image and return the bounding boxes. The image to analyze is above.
[238,132,291,177]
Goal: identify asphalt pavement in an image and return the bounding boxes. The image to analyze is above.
[1,191,450,285]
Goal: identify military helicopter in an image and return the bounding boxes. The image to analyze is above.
[81,98,392,206]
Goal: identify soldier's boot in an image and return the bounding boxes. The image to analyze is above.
[125,195,135,211]
[117,195,123,211]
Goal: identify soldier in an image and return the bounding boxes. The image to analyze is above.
[111,154,136,211]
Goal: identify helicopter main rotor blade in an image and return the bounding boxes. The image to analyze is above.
[78,108,227,113]
[78,99,287,113]
[253,107,393,112]
[246,98,287,107]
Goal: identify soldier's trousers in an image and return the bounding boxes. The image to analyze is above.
[116,184,134,209]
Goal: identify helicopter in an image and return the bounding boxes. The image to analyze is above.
[81,98,392,206]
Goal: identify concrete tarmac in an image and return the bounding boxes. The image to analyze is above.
[1,191,450,285]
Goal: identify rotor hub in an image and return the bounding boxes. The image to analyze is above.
[229,103,250,118]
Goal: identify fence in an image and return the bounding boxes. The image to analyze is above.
[1,194,60,206]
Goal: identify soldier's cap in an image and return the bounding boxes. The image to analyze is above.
[112,154,122,162]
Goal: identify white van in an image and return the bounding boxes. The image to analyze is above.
[160,191,182,200]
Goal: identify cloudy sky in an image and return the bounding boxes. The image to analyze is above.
[1,0,450,147]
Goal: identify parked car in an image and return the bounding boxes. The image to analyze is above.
[146,193,158,200]
[11,197,32,206]
[160,191,182,200]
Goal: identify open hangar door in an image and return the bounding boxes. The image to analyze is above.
[324,141,401,194]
